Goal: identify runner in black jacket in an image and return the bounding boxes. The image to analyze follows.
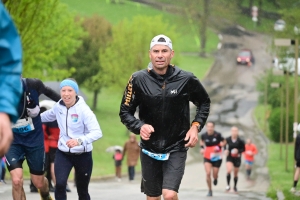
[6,78,60,200]
[291,131,300,192]
[119,34,210,199]
[224,126,245,193]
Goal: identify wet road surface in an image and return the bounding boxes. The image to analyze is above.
[194,26,272,199]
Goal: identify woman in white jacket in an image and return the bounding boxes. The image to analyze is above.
[41,78,102,200]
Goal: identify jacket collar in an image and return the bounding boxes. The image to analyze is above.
[148,64,180,80]
[59,96,80,108]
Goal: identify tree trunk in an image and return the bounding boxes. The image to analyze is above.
[257,0,262,26]
[200,0,209,57]
[92,89,99,111]
[249,0,253,15]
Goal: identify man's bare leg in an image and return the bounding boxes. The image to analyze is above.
[31,174,50,198]
[147,196,161,200]
[10,168,26,200]
[162,189,178,200]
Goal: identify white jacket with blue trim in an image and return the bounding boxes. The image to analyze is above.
[41,96,102,153]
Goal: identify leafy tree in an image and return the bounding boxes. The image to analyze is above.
[99,15,180,90]
[182,0,240,57]
[4,0,84,80]
[276,7,300,40]
[269,107,293,142]
[66,15,112,110]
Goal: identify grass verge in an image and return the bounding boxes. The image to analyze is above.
[254,103,299,199]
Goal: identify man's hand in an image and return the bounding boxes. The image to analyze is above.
[200,148,205,155]
[184,126,198,147]
[66,139,79,148]
[224,150,229,156]
[0,113,13,157]
[140,124,154,141]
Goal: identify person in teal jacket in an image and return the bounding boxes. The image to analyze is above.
[0,2,22,157]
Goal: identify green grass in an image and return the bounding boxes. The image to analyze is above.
[60,0,174,25]
[236,14,275,33]
[179,54,214,80]
[267,143,298,200]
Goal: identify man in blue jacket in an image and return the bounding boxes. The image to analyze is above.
[6,78,60,200]
[0,2,22,157]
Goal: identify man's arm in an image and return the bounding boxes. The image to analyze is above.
[122,143,127,159]
[0,2,22,123]
[33,79,60,102]
[188,75,210,131]
[119,75,145,135]
[253,144,258,155]
[0,2,22,157]
[295,134,300,160]
[238,139,246,154]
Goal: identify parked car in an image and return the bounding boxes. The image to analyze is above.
[236,49,254,65]
[274,19,286,31]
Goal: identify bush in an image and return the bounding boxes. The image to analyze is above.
[268,107,293,142]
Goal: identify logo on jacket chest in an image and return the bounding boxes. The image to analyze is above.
[71,114,78,123]
[170,89,177,94]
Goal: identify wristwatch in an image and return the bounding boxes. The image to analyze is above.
[192,122,201,132]
[77,138,83,146]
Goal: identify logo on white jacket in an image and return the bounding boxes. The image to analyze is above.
[170,89,177,94]
[71,114,78,123]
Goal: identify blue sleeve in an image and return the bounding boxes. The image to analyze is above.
[0,2,23,123]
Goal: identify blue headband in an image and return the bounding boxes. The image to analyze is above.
[60,79,79,94]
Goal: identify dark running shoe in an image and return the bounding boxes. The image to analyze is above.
[207,190,213,196]
[30,186,38,193]
[213,179,218,186]
[49,186,55,193]
[66,184,71,192]
[234,187,238,193]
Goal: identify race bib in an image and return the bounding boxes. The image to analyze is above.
[231,149,240,157]
[210,152,221,161]
[12,117,35,134]
[142,149,170,161]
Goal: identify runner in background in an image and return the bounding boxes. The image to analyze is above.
[122,133,140,181]
[291,127,300,193]
[113,149,123,182]
[243,138,257,180]
[224,126,245,193]
[200,122,225,196]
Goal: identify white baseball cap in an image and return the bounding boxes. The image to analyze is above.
[150,34,172,50]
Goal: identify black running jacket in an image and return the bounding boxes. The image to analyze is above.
[119,65,210,153]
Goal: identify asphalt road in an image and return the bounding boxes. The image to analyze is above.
[0,26,273,200]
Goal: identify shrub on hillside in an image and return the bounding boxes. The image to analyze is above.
[269,108,293,142]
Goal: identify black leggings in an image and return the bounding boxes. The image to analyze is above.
[55,150,93,200]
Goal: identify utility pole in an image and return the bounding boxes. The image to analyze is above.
[285,71,290,172]
[294,39,299,142]
[280,85,284,159]
[293,39,298,173]
[264,71,268,133]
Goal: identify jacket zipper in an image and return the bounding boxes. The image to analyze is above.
[161,81,166,148]
[65,103,86,153]
[66,108,70,152]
